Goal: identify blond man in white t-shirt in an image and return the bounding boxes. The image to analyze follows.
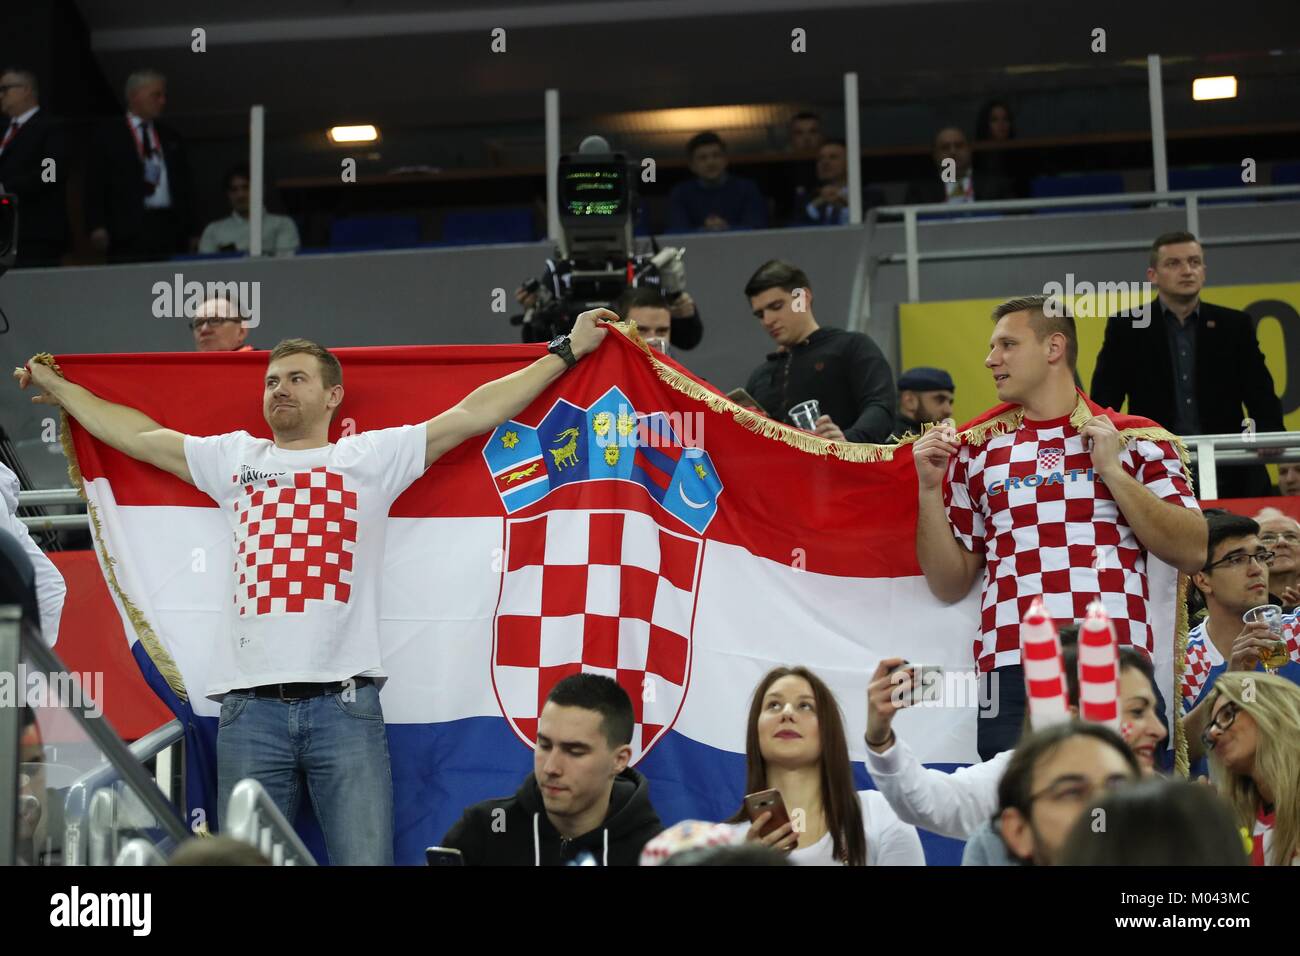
[15,311,613,864]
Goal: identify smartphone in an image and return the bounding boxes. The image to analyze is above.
[742,788,791,837]
[887,661,944,706]
[425,846,464,866]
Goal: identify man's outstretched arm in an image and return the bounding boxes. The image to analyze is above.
[14,360,194,485]
[422,308,614,469]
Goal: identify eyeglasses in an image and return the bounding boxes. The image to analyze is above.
[1259,533,1300,547]
[1202,702,1240,751]
[190,317,241,331]
[1028,773,1132,806]
[1204,550,1275,572]
[0,83,29,93]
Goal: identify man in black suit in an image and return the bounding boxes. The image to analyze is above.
[85,69,195,263]
[0,67,67,268]
[905,126,1015,205]
[1091,230,1284,499]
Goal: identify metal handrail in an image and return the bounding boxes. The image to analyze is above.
[875,183,1300,218]
[17,488,83,507]
[224,778,317,866]
[1181,430,1300,499]
[115,838,166,866]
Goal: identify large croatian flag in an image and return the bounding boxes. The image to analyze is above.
[57,331,1177,864]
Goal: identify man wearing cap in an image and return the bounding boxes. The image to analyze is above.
[891,367,955,441]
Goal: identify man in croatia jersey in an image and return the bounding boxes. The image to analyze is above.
[911,294,1207,759]
[15,310,615,863]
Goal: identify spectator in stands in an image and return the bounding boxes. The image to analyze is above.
[667,132,767,233]
[912,294,1206,760]
[891,366,955,441]
[786,111,824,153]
[199,164,300,257]
[169,835,272,865]
[743,260,896,443]
[85,69,196,263]
[723,666,925,865]
[788,139,883,226]
[1203,671,1300,865]
[1092,231,1284,499]
[969,722,1140,866]
[0,67,67,268]
[905,126,1015,204]
[16,309,618,865]
[865,629,1167,846]
[17,704,49,865]
[191,295,255,352]
[1182,511,1300,767]
[442,674,663,865]
[973,99,1027,199]
[613,285,700,353]
[1058,778,1248,866]
[1,461,65,644]
[1278,463,1300,497]
[1255,507,1300,609]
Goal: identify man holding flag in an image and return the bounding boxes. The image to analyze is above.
[911,294,1207,761]
[14,310,613,864]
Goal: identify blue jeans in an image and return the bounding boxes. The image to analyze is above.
[215,682,394,865]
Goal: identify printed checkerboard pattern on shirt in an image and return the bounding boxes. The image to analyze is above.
[232,467,357,615]
[1181,627,1213,711]
[492,509,701,762]
[944,420,1199,672]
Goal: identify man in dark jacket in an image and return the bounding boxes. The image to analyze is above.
[442,673,663,865]
[85,68,195,263]
[0,67,67,267]
[744,259,896,443]
[1091,231,1284,499]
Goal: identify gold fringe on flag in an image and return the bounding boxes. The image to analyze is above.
[1172,571,1191,777]
[29,353,190,703]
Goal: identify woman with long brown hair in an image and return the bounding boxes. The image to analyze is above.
[724,665,924,865]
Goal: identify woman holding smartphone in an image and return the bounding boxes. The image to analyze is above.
[723,666,925,865]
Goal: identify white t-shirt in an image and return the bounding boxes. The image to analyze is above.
[723,790,926,866]
[183,425,426,699]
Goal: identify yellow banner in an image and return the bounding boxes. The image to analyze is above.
[899,282,1299,431]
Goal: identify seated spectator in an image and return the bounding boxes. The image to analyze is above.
[905,126,1014,204]
[743,260,896,443]
[722,665,925,866]
[1202,671,1300,865]
[614,285,699,355]
[890,366,955,441]
[0,67,67,268]
[1182,510,1300,768]
[1,461,65,644]
[441,674,663,865]
[199,164,300,256]
[786,111,824,153]
[969,722,1140,866]
[1278,463,1300,497]
[639,820,741,865]
[1255,507,1300,609]
[973,99,1027,198]
[1058,778,1248,866]
[865,629,1167,844]
[190,295,254,352]
[667,132,767,233]
[789,139,883,226]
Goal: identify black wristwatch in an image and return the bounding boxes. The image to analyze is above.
[547,334,577,368]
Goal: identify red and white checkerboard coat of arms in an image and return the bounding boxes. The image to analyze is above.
[491,507,702,764]
[1036,446,1065,472]
[232,467,358,615]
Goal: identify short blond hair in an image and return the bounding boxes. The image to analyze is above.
[268,338,342,390]
[992,293,1077,371]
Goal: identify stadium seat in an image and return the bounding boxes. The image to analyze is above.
[439,207,536,246]
[1029,173,1129,213]
[1273,161,1300,185]
[1169,166,1255,205]
[328,214,421,249]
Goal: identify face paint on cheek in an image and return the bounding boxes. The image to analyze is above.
[1119,721,1134,741]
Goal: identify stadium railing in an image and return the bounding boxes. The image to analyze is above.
[224,778,317,866]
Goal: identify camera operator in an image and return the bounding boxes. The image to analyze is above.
[513,245,702,348]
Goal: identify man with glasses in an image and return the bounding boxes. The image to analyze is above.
[0,67,67,268]
[1182,510,1300,766]
[191,296,254,352]
[1254,507,1300,610]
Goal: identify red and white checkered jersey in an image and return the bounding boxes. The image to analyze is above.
[943,412,1199,672]
[1182,614,1300,713]
[184,425,426,698]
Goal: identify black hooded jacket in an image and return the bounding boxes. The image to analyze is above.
[441,768,663,866]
